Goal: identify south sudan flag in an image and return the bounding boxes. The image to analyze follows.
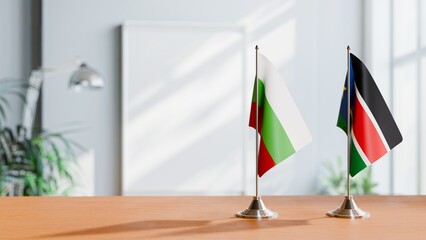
[337,53,403,177]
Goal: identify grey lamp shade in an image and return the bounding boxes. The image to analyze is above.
[69,63,104,90]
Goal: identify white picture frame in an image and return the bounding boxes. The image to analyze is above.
[121,21,248,195]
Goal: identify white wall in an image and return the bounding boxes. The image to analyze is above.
[0,0,32,127]
[42,0,363,195]
[365,0,426,195]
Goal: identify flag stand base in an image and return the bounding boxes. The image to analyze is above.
[327,195,370,219]
[236,196,278,219]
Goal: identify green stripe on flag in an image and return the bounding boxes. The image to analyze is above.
[252,79,265,104]
[262,99,296,163]
[254,79,296,164]
[350,141,368,177]
[337,114,347,133]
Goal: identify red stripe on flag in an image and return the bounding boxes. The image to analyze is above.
[258,139,276,177]
[249,102,263,134]
[352,96,387,163]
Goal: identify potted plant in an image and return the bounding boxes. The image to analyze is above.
[318,156,378,195]
[0,79,80,196]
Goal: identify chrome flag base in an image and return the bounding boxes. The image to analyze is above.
[236,196,278,219]
[327,195,370,219]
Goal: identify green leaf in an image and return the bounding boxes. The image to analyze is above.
[0,105,6,124]
[0,122,79,196]
[318,156,378,195]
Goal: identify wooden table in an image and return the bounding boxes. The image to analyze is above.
[1,196,425,239]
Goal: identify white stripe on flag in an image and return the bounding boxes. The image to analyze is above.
[258,53,312,150]
[351,129,372,166]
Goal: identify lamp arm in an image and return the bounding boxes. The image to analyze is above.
[21,59,103,136]
[34,59,82,77]
[21,71,43,137]
[22,60,82,136]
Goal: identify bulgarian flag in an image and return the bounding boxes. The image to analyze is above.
[249,54,311,177]
[337,53,403,177]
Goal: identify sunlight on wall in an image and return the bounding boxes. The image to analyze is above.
[172,31,244,79]
[242,0,294,31]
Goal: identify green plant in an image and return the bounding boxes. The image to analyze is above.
[0,78,81,196]
[318,156,378,195]
[0,126,83,196]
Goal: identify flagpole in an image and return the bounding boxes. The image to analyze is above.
[236,45,277,219]
[255,45,259,198]
[346,46,351,198]
[326,46,369,218]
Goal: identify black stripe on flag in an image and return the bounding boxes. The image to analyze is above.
[350,53,403,149]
